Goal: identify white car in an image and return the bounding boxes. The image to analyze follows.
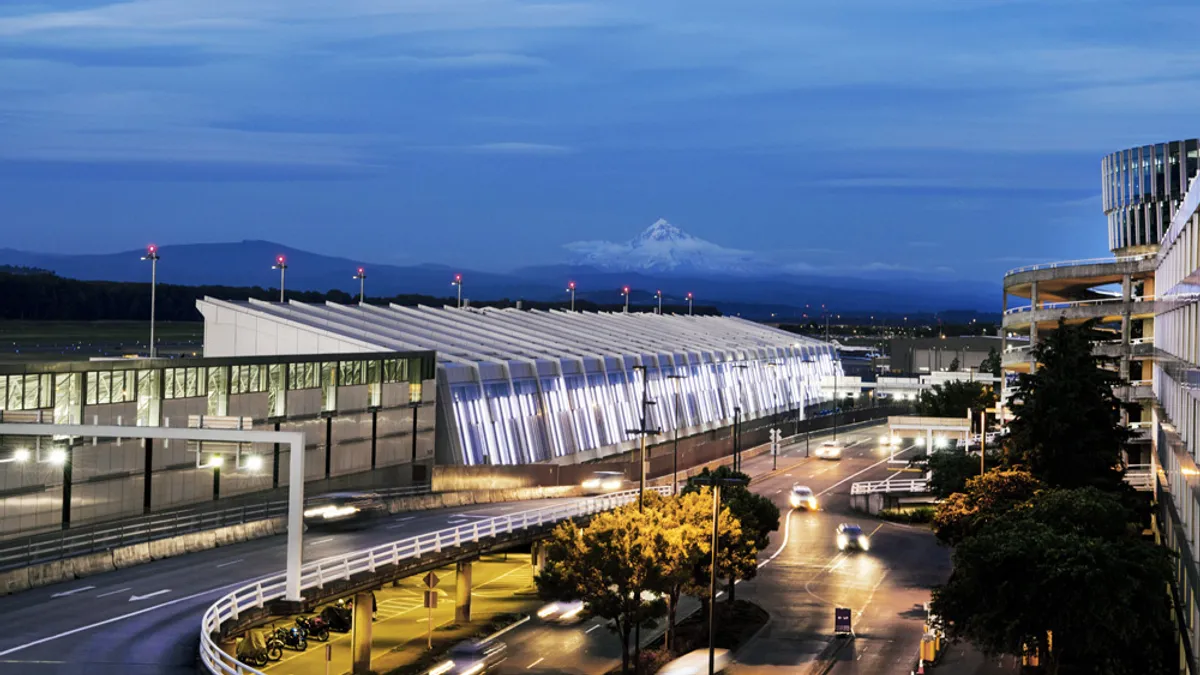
[814,441,842,460]
[788,484,818,510]
[659,648,732,675]
[581,471,625,494]
[878,434,900,446]
[536,600,585,624]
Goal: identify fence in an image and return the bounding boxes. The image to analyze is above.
[199,485,671,675]
[0,484,431,571]
[850,478,930,496]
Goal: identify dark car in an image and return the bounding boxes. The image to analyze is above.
[303,492,388,529]
[836,523,870,552]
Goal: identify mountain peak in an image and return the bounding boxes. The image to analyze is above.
[636,219,689,243]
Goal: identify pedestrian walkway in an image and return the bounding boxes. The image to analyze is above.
[930,641,1021,674]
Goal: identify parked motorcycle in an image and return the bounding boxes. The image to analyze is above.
[320,603,354,633]
[269,625,308,652]
[297,615,330,642]
[236,630,282,666]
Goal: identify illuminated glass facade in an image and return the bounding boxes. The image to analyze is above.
[198,298,842,467]
[1102,140,1200,253]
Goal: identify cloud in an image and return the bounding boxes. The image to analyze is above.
[466,142,575,154]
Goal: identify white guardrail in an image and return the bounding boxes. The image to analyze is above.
[850,478,930,495]
[199,486,671,675]
[1003,296,1156,316]
[1005,254,1153,277]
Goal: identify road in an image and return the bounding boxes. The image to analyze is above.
[0,498,577,675]
[493,424,951,675]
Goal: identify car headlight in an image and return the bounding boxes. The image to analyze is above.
[461,664,485,675]
[582,479,601,489]
[303,506,330,518]
[916,437,926,447]
[860,536,870,551]
[561,605,583,620]
[428,661,455,675]
[808,498,818,509]
[537,604,558,618]
[601,479,622,490]
[878,435,888,445]
[837,534,848,549]
[324,505,359,519]
[788,495,800,507]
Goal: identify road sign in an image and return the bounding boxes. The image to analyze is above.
[835,607,852,634]
[424,590,439,609]
[423,571,440,589]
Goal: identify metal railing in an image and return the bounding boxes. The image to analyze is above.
[1006,254,1153,277]
[850,478,930,495]
[0,484,431,571]
[1125,464,1155,492]
[1004,296,1157,316]
[199,485,671,675]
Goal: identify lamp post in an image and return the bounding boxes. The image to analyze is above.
[627,365,658,512]
[686,292,694,316]
[667,373,686,494]
[567,281,576,311]
[621,286,630,313]
[655,289,663,315]
[452,274,463,308]
[731,363,749,472]
[353,267,367,303]
[141,245,160,358]
[691,475,748,675]
[272,255,288,303]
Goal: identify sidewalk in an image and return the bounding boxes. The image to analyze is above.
[930,641,1021,674]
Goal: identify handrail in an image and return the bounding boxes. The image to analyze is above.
[198,486,672,675]
[0,483,431,571]
[1005,254,1153,277]
[1003,296,1157,316]
[850,478,930,495]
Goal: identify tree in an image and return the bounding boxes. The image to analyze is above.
[536,506,668,674]
[915,380,994,419]
[932,469,1042,546]
[948,356,961,372]
[1004,320,1135,491]
[931,489,1175,675]
[924,446,988,499]
[682,466,779,601]
[979,347,1002,377]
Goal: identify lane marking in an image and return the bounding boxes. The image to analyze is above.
[310,537,334,544]
[95,587,131,599]
[527,657,545,669]
[50,586,95,598]
[0,575,272,656]
[129,589,171,602]
[585,624,601,634]
[759,508,795,568]
[216,559,244,568]
[816,444,917,498]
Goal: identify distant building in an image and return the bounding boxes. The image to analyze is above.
[887,336,1009,376]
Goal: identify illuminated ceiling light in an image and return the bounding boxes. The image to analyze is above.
[245,454,264,472]
[13,448,30,463]
[209,455,225,468]
[48,449,67,465]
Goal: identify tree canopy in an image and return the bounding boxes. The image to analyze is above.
[681,466,779,599]
[915,380,994,419]
[1003,320,1134,491]
[979,347,1001,377]
[933,469,1042,546]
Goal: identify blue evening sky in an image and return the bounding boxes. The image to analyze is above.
[1,0,1198,279]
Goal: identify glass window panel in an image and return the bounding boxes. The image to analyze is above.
[40,373,53,408]
[175,368,187,399]
[410,382,423,404]
[207,366,227,416]
[321,362,337,412]
[186,368,198,398]
[340,361,353,387]
[110,370,126,403]
[163,369,176,400]
[136,369,160,426]
[0,376,6,411]
[97,371,111,405]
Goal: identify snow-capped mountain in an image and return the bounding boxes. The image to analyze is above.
[564,219,758,275]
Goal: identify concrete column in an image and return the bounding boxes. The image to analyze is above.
[218,636,238,663]
[531,541,545,574]
[1120,274,1133,381]
[1028,281,1039,373]
[925,428,933,454]
[455,560,473,624]
[351,591,374,674]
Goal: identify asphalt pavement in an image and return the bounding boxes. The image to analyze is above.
[0,498,577,675]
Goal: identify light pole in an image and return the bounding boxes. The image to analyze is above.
[353,267,367,303]
[691,475,747,675]
[272,255,288,303]
[567,281,576,311]
[627,365,658,512]
[655,289,663,315]
[731,363,749,473]
[667,373,686,494]
[141,245,160,358]
[622,286,630,313]
[686,292,694,316]
[452,273,463,308]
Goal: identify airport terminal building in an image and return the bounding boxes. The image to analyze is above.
[197,298,841,468]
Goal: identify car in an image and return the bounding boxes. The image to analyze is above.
[658,648,732,675]
[427,639,508,675]
[581,471,626,495]
[788,484,818,510]
[537,599,585,624]
[302,491,388,529]
[836,523,870,552]
[814,441,842,460]
[877,434,900,446]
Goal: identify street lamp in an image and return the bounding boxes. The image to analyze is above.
[655,289,663,315]
[690,475,748,675]
[272,255,288,303]
[731,363,749,472]
[627,365,659,511]
[452,273,463,308]
[141,244,160,358]
[667,373,687,494]
[686,292,694,316]
[567,281,576,311]
[621,286,630,313]
[353,267,367,303]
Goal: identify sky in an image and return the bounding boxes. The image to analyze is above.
[2,0,1200,280]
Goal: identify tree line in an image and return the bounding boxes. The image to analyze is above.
[924,320,1173,674]
[0,269,720,321]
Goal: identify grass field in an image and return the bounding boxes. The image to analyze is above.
[0,321,203,362]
